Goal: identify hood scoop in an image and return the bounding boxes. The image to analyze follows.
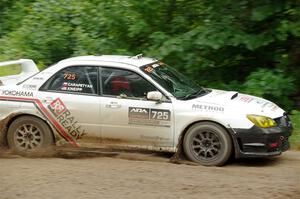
[231,92,239,100]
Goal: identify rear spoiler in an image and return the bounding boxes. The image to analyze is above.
[0,59,39,85]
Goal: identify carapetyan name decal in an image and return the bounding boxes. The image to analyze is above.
[128,107,171,127]
[48,98,86,140]
[1,90,33,97]
[61,82,93,92]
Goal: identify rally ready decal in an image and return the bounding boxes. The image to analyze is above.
[0,92,81,147]
[128,107,171,127]
[48,98,86,140]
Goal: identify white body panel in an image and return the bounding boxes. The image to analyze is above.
[100,97,174,148]
[0,55,286,152]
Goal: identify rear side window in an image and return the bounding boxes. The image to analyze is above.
[42,66,98,94]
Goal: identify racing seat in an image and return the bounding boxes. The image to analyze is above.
[110,76,132,96]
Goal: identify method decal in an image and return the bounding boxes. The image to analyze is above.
[48,98,86,140]
[128,107,171,127]
[192,104,224,112]
[1,90,33,97]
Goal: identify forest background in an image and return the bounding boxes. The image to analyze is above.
[0,0,299,148]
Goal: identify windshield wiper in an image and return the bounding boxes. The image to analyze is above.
[179,88,210,100]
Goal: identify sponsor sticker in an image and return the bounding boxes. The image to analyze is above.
[22,84,38,90]
[152,63,160,68]
[33,77,44,81]
[48,98,86,140]
[262,102,279,111]
[192,104,224,112]
[240,96,254,103]
[144,66,154,73]
[61,82,93,92]
[1,90,33,97]
[128,107,171,127]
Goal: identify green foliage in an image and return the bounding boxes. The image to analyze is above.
[290,110,300,149]
[0,0,299,110]
[244,68,295,109]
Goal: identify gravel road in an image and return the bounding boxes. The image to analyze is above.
[0,150,299,199]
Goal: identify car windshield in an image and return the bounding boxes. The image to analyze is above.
[141,62,209,99]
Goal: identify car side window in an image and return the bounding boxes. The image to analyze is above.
[101,68,157,99]
[43,66,98,94]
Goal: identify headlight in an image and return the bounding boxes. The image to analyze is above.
[247,114,277,128]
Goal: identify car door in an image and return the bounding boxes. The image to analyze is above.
[99,67,174,149]
[38,65,101,147]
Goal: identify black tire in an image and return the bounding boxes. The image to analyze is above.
[183,122,232,166]
[7,116,54,153]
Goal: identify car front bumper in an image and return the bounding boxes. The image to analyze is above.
[229,120,292,158]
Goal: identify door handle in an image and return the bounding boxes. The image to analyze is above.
[107,104,121,108]
[106,102,121,109]
[42,97,54,104]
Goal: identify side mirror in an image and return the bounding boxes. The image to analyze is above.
[147,91,163,101]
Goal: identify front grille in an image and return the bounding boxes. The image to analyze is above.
[274,113,292,127]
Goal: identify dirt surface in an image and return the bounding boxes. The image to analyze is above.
[0,150,299,199]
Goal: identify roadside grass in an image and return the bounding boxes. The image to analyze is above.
[290,110,300,150]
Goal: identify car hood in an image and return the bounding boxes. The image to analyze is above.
[191,89,284,118]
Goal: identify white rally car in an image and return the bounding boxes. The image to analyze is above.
[0,55,292,166]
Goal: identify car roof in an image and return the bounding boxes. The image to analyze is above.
[58,55,158,67]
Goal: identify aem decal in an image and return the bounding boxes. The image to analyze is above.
[1,90,33,97]
[192,104,224,112]
[262,102,279,111]
[48,98,86,140]
[128,107,171,127]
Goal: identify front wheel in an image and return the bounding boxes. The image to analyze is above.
[7,116,54,153]
[183,122,232,166]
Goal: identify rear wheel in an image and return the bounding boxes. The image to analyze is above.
[183,122,232,166]
[7,116,54,153]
